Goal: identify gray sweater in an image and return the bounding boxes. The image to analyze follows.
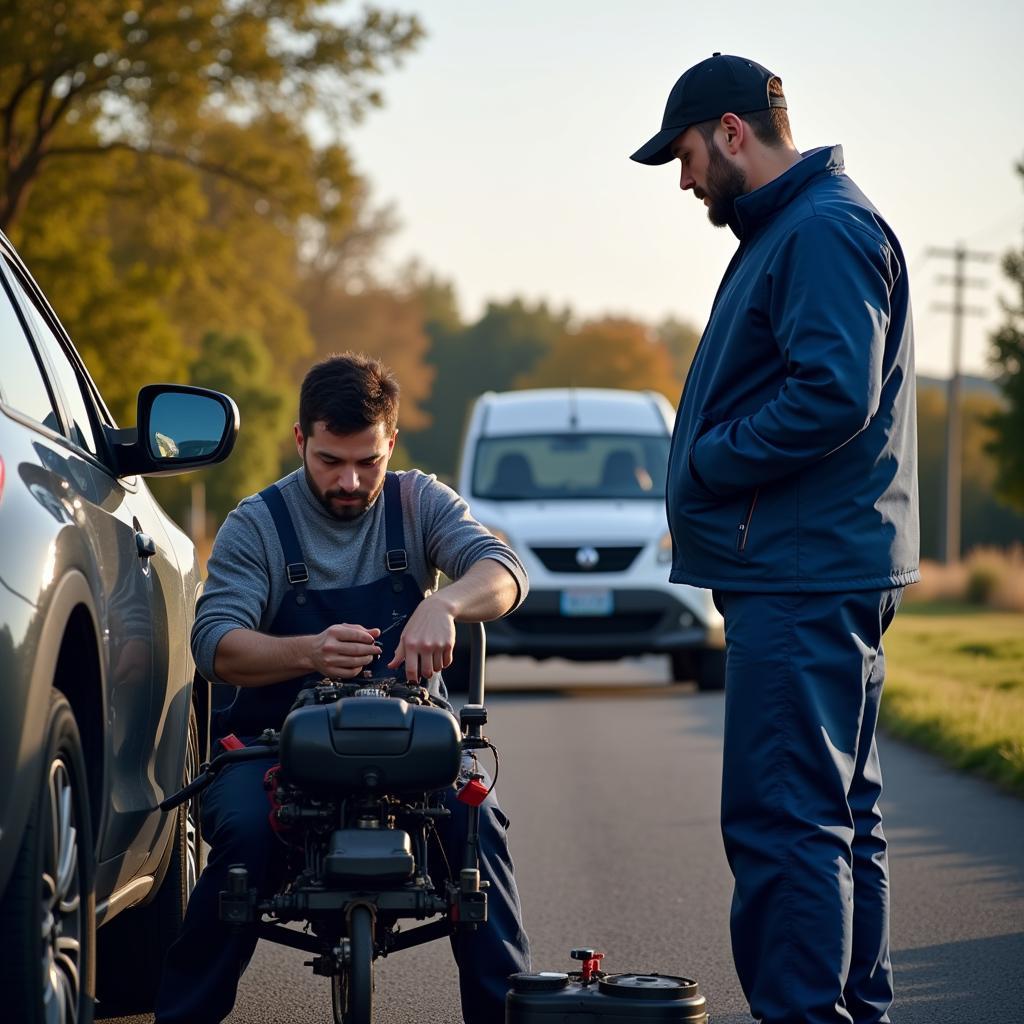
[191,467,528,685]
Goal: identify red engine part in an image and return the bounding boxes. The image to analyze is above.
[580,951,605,984]
[263,764,288,833]
[456,777,490,807]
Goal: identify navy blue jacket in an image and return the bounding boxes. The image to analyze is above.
[667,146,920,592]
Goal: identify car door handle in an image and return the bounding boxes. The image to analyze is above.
[135,531,156,559]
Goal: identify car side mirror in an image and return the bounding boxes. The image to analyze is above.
[109,384,239,478]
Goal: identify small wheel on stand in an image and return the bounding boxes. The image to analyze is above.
[332,904,374,1024]
[331,972,347,1024]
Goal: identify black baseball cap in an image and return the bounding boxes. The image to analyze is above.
[631,53,786,166]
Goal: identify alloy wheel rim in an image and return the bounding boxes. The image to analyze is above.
[41,757,82,1024]
[184,719,200,896]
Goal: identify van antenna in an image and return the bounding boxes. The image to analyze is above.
[568,380,578,430]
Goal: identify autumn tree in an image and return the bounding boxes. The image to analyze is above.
[988,155,1024,512]
[656,315,701,388]
[299,281,435,433]
[517,316,679,401]
[0,1,422,423]
[916,381,1024,557]
[0,1,422,231]
[406,296,572,478]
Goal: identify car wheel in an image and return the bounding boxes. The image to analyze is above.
[95,704,203,1014]
[0,691,96,1024]
[695,649,726,692]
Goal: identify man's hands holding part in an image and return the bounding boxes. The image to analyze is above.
[309,598,457,685]
[389,594,456,683]
[310,623,382,679]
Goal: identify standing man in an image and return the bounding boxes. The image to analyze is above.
[631,54,919,1024]
[155,352,531,1024]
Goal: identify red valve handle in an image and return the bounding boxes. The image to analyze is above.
[580,951,605,983]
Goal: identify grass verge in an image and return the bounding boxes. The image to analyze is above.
[882,603,1024,796]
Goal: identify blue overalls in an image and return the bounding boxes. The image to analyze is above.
[155,474,530,1024]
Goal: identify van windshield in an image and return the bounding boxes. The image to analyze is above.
[472,433,670,500]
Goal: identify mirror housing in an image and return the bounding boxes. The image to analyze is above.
[109,384,239,478]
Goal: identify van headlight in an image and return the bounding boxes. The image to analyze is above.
[657,530,673,564]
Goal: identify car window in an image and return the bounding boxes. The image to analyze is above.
[3,258,98,455]
[472,433,671,500]
[0,273,61,430]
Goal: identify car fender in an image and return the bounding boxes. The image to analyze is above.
[0,569,105,898]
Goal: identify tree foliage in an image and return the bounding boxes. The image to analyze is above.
[517,316,679,400]
[656,316,700,387]
[407,295,572,478]
[150,329,293,526]
[0,0,423,425]
[0,0,423,230]
[987,155,1024,512]
[300,279,435,432]
[917,383,1024,556]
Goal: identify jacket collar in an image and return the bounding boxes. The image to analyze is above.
[729,145,844,240]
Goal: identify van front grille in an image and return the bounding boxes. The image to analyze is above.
[530,546,643,573]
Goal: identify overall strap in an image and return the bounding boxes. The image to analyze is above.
[259,485,309,605]
[383,472,408,593]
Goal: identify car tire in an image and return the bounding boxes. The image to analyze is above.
[695,649,726,692]
[0,690,96,1024]
[95,704,203,1015]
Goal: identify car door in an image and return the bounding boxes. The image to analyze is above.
[0,255,174,882]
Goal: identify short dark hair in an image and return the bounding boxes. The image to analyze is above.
[696,76,791,149]
[299,352,400,438]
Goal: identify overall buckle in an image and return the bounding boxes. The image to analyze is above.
[286,562,309,584]
[385,549,408,572]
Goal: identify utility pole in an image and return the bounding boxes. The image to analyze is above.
[928,243,994,563]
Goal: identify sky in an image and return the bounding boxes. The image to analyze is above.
[342,0,1024,379]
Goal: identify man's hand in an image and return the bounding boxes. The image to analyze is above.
[310,623,382,679]
[388,595,456,682]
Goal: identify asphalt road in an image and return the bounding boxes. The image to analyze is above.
[98,657,1024,1024]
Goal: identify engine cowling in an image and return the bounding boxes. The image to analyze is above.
[279,695,462,795]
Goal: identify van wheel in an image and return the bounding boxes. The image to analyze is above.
[0,691,96,1024]
[442,648,472,695]
[695,649,726,691]
[669,649,696,683]
[96,705,202,1014]
[671,649,726,691]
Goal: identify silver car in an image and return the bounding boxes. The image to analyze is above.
[0,228,238,1023]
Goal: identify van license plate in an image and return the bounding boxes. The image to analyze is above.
[560,589,613,616]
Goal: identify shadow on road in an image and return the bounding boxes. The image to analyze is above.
[894,932,1024,1021]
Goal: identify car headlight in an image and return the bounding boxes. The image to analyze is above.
[657,530,673,564]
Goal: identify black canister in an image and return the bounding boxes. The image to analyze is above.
[506,970,708,1023]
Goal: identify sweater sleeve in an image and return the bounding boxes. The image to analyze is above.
[190,502,274,684]
[414,473,529,611]
[690,215,895,497]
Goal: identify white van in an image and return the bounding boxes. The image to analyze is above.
[455,388,725,689]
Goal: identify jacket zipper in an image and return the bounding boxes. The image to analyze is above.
[736,490,759,552]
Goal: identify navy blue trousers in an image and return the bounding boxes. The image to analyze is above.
[714,589,902,1024]
[154,756,530,1024]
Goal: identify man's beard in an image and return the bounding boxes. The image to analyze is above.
[695,138,749,227]
[304,460,382,522]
